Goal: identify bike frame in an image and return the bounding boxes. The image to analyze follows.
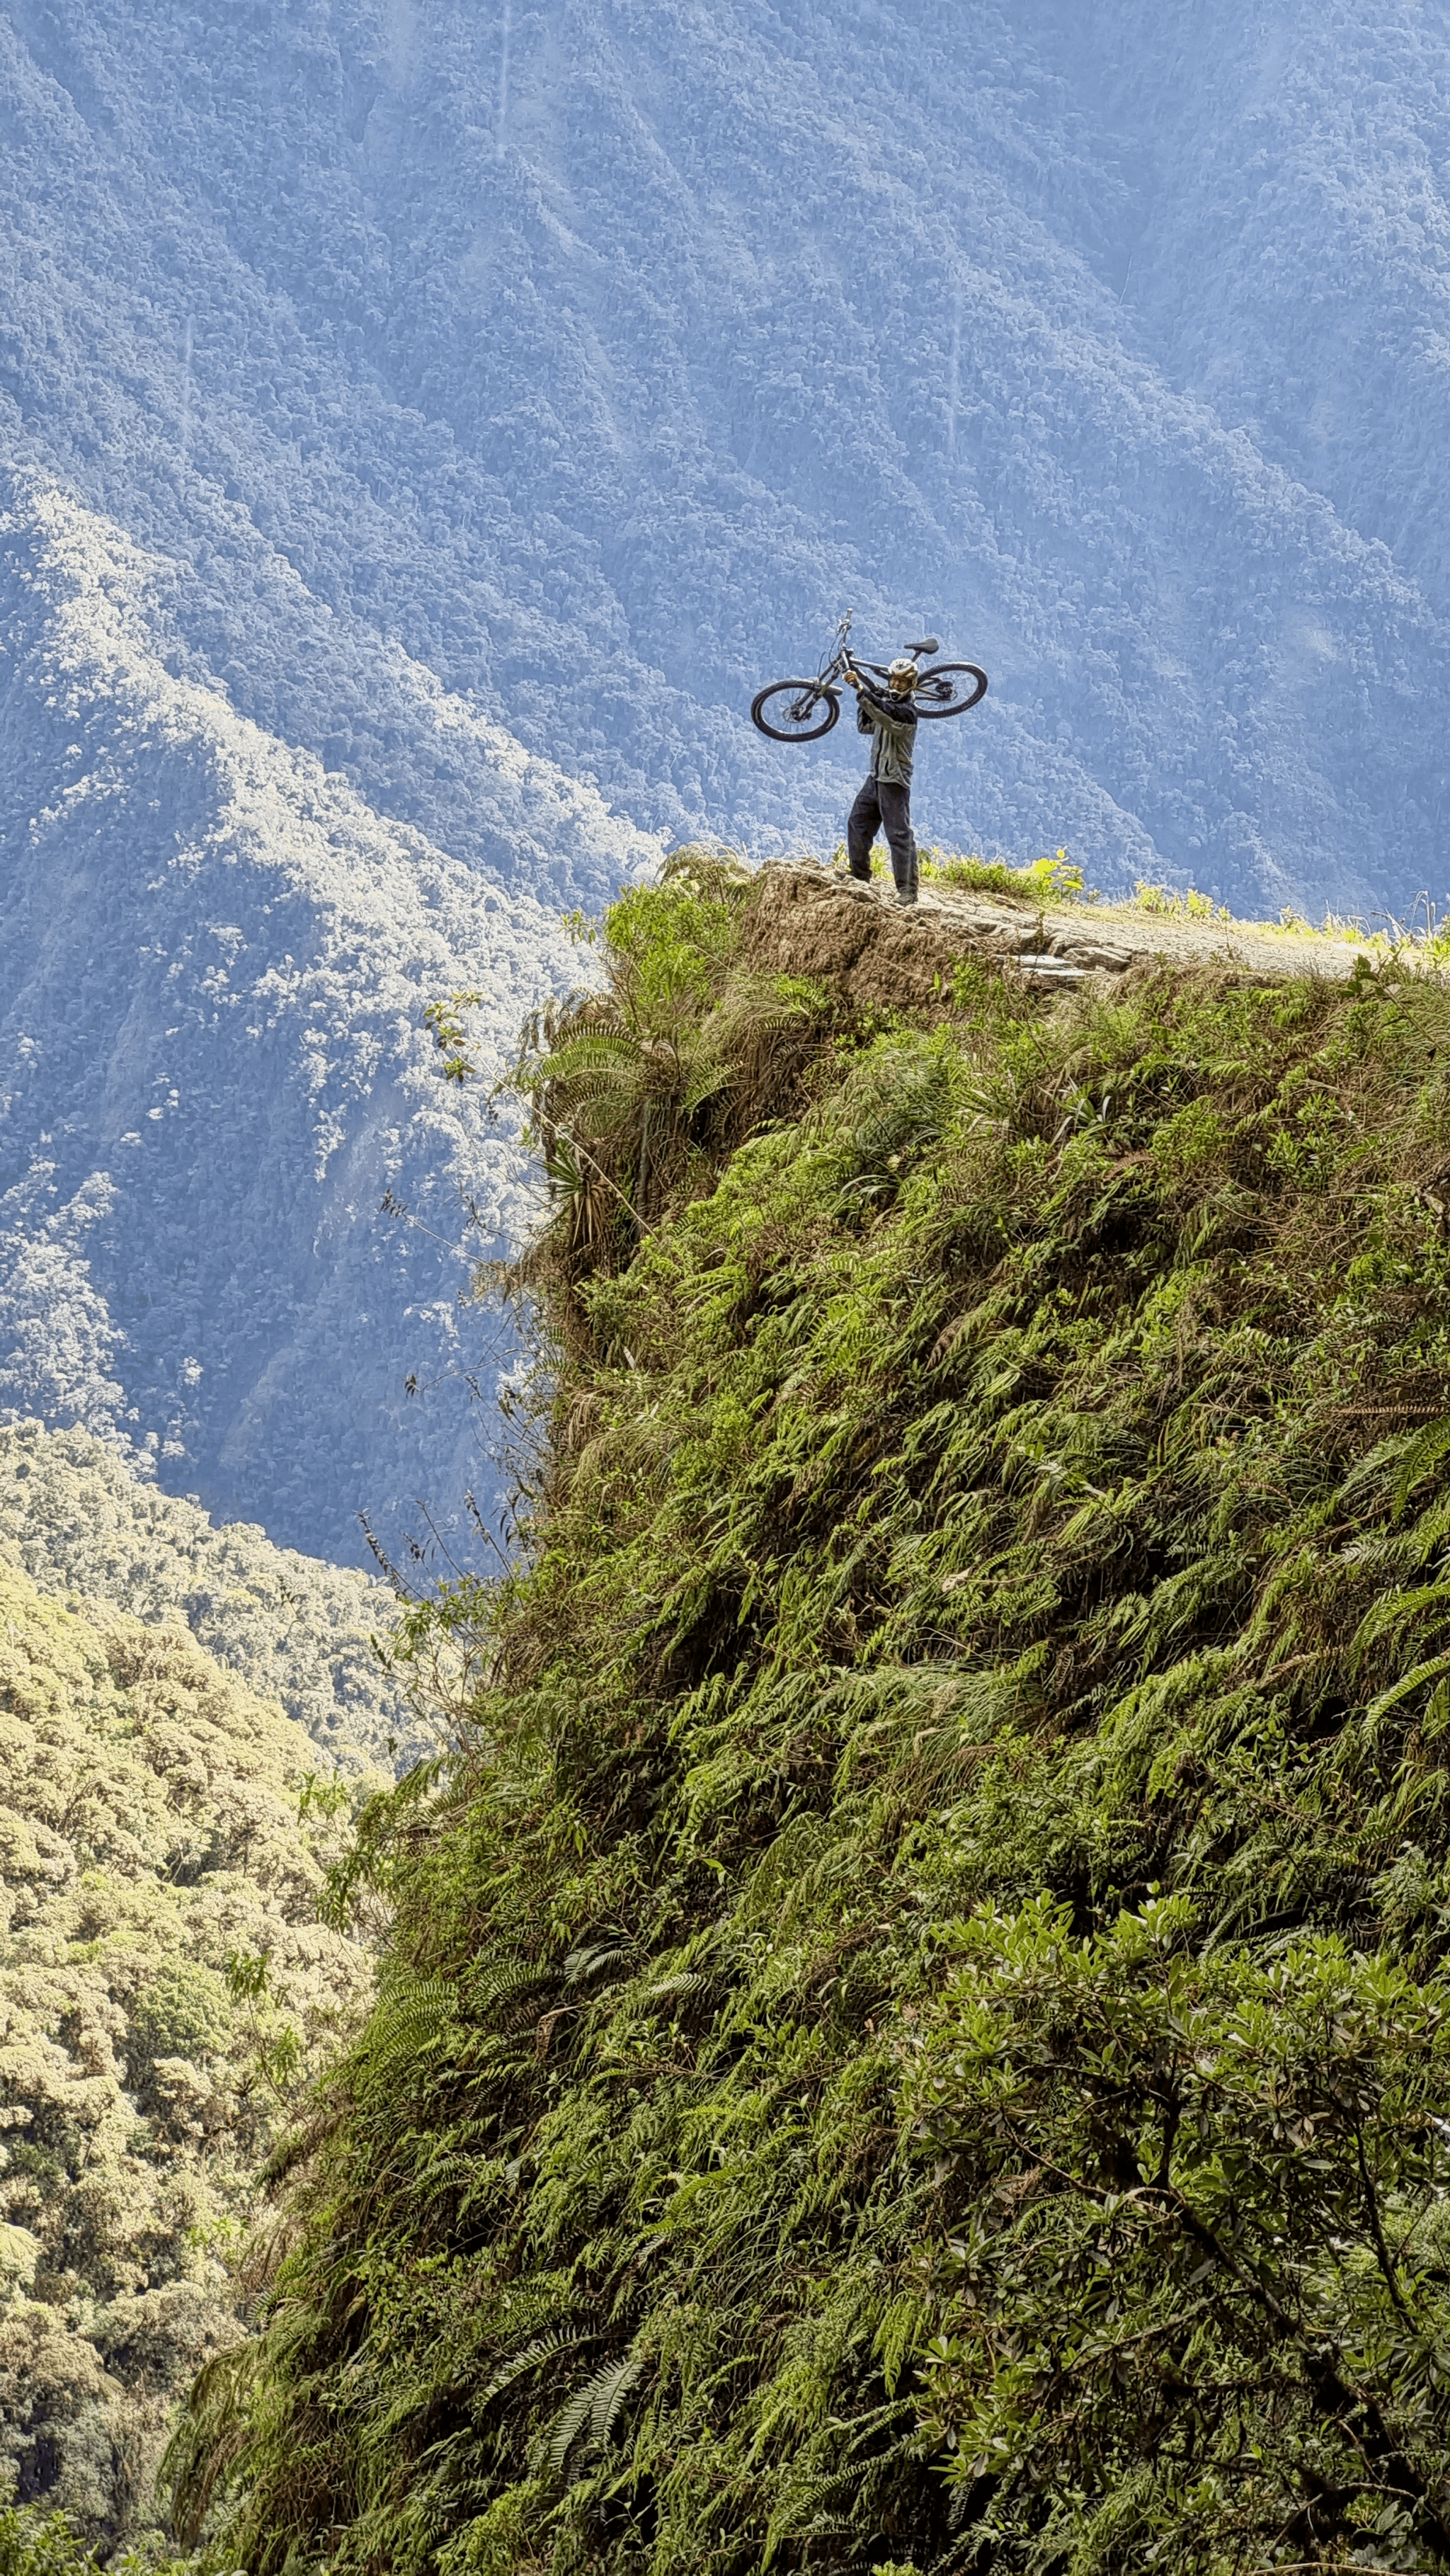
[814,612,896,695]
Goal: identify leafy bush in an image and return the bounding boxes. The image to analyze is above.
[910,1899,1450,2570]
[188,872,1450,2575]
[125,1966,232,2087]
[0,2508,97,2576]
[1129,878,1231,921]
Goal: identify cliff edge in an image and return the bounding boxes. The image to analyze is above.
[742,858,1376,1013]
[162,858,1450,2576]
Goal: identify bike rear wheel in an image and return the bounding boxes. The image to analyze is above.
[750,680,841,742]
[913,663,988,718]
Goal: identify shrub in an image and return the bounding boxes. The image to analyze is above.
[920,846,1086,902]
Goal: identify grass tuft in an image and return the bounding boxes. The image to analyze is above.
[918,845,1087,902]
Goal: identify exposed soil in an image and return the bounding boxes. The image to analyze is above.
[740,860,1376,1015]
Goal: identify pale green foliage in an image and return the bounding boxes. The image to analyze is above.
[0,1559,376,2553]
[1129,879,1232,922]
[0,1423,421,1767]
[0,2500,191,2575]
[918,848,1086,903]
[0,2498,205,2576]
[423,991,486,1087]
[1127,879,1401,954]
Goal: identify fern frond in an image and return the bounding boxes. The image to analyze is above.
[545,2351,643,2482]
[360,1973,458,2076]
[477,2325,598,2412]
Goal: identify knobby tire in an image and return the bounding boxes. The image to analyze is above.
[750,681,842,743]
[913,663,988,719]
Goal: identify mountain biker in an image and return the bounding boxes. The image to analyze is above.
[843,657,920,906]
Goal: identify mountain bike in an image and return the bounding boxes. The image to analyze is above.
[750,611,988,741]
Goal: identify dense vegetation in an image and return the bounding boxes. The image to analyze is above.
[0,1424,416,1769]
[181,859,1450,2576]
[0,1560,373,2553]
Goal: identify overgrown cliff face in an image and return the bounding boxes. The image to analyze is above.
[193,865,1450,2576]
[0,1558,375,2555]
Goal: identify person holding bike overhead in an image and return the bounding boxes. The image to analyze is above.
[749,622,986,882]
[843,656,920,906]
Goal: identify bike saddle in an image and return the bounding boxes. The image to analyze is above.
[906,635,940,657]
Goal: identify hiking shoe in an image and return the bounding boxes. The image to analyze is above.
[896,887,918,908]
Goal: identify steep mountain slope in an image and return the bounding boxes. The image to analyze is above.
[0,1556,373,2554]
[4,0,1449,905]
[186,869,1450,2576]
[1054,0,1450,615]
[0,1422,420,1769]
[0,477,652,1559]
[7,0,1450,1556]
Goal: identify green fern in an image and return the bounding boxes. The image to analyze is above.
[479,2327,599,2412]
[545,2352,643,2483]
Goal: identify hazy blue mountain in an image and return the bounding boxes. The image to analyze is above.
[0,472,653,1558]
[4,0,1449,1553]
[6,0,1450,902]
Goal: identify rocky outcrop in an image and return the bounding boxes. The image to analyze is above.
[740,862,1372,1008]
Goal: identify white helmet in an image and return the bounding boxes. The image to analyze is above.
[887,656,918,685]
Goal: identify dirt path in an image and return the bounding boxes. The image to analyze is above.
[741,861,1381,1016]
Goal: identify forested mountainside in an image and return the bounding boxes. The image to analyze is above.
[175,861,1450,2576]
[8,0,1450,1554]
[0,1423,421,1769]
[0,1554,375,2556]
[0,480,639,1564]
[6,0,1450,904]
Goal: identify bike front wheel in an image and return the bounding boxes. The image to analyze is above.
[913,663,988,719]
[750,680,841,742]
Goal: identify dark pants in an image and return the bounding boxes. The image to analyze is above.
[847,774,917,898]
